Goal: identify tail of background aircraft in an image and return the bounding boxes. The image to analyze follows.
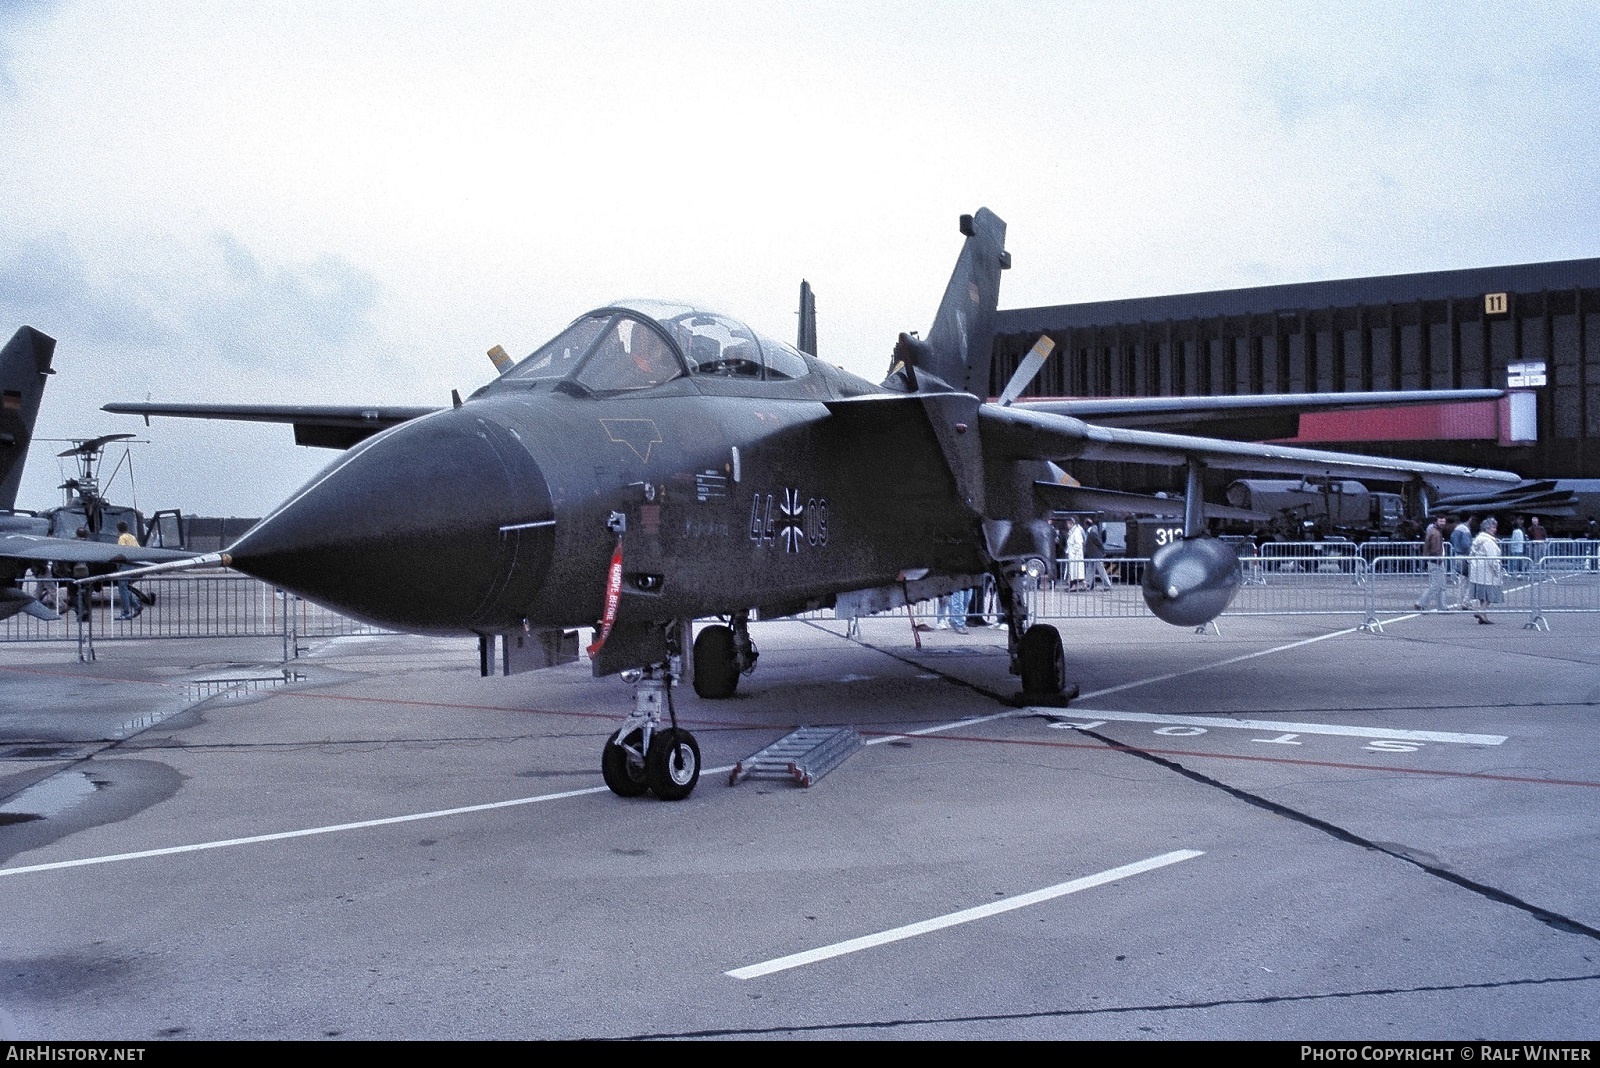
[796,280,818,357]
[890,209,1009,396]
[0,326,56,511]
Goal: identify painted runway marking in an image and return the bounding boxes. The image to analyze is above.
[1035,708,1506,746]
[726,849,1204,980]
[0,709,1021,879]
[1074,624,1367,701]
[0,783,613,878]
[864,708,1022,746]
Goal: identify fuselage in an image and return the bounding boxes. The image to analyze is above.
[225,302,986,635]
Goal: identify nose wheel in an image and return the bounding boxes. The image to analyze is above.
[645,728,700,800]
[601,728,650,797]
[601,668,702,800]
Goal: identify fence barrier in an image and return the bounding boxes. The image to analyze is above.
[8,546,1600,661]
[1022,550,1600,632]
[2,570,382,661]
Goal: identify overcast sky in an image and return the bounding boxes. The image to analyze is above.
[3,1,1597,516]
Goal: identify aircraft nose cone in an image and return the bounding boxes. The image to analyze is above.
[228,410,553,632]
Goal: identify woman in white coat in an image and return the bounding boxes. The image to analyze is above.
[1063,516,1086,590]
[1467,517,1504,625]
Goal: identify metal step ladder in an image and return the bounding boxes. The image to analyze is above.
[729,726,862,787]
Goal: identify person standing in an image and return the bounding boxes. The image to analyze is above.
[1529,516,1548,565]
[1063,516,1086,591]
[1083,519,1112,590]
[943,586,971,634]
[1448,515,1473,604]
[59,527,94,623]
[1467,517,1504,624]
[1415,516,1450,611]
[114,520,143,620]
[1507,516,1527,574]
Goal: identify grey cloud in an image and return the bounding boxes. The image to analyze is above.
[0,239,171,346]
[0,231,381,372]
[0,0,58,91]
[183,232,380,370]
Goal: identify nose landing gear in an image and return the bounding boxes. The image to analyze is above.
[600,667,702,800]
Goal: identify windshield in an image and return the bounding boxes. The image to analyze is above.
[502,315,610,382]
[571,316,686,392]
[500,302,810,391]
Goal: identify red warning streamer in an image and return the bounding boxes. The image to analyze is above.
[586,538,625,658]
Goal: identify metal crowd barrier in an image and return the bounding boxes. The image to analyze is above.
[1523,553,1600,628]
[1254,540,1363,579]
[819,546,1600,634]
[12,549,1600,660]
[1019,552,1600,632]
[1360,537,1600,570]
[1,571,383,661]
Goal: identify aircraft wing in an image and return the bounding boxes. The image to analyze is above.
[0,533,199,567]
[102,402,441,450]
[980,403,1522,495]
[1013,389,1504,440]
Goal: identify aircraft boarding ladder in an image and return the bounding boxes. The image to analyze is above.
[729,726,862,788]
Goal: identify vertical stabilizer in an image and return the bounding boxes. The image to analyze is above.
[0,326,56,511]
[923,209,1008,395]
[796,280,818,356]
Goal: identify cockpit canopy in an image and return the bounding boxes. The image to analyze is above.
[496,300,811,394]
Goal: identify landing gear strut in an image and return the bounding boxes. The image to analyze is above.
[997,562,1077,706]
[692,612,759,699]
[601,666,702,800]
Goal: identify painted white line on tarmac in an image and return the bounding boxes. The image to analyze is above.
[1074,624,1366,702]
[0,783,617,878]
[0,707,1016,879]
[1035,708,1506,746]
[726,848,1204,980]
[864,708,1024,746]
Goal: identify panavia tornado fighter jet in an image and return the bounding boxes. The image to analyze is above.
[106,210,1519,800]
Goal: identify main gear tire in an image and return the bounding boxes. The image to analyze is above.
[1018,624,1066,697]
[693,625,739,699]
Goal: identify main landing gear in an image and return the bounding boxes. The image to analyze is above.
[1017,622,1067,699]
[996,563,1077,706]
[692,612,759,699]
[601,667,701,801]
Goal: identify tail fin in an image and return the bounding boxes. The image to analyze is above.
[796,280,818,356]
[921,208,1009,395]
[0,326,56,511]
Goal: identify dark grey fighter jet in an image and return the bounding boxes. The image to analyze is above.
[106,210,1518,799]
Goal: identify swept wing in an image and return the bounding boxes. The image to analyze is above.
[1015,389,1505,440]
[980,402,1521,495]
[102,402,440,450]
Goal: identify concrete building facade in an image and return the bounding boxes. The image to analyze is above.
[988,258,1600,496]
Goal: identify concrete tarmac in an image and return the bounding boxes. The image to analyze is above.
[1,606,1598,1041]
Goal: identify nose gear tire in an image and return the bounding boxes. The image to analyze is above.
[601,727,650,797]
[646,728,701,801]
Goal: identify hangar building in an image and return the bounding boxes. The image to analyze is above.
[988,258,1600,497]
